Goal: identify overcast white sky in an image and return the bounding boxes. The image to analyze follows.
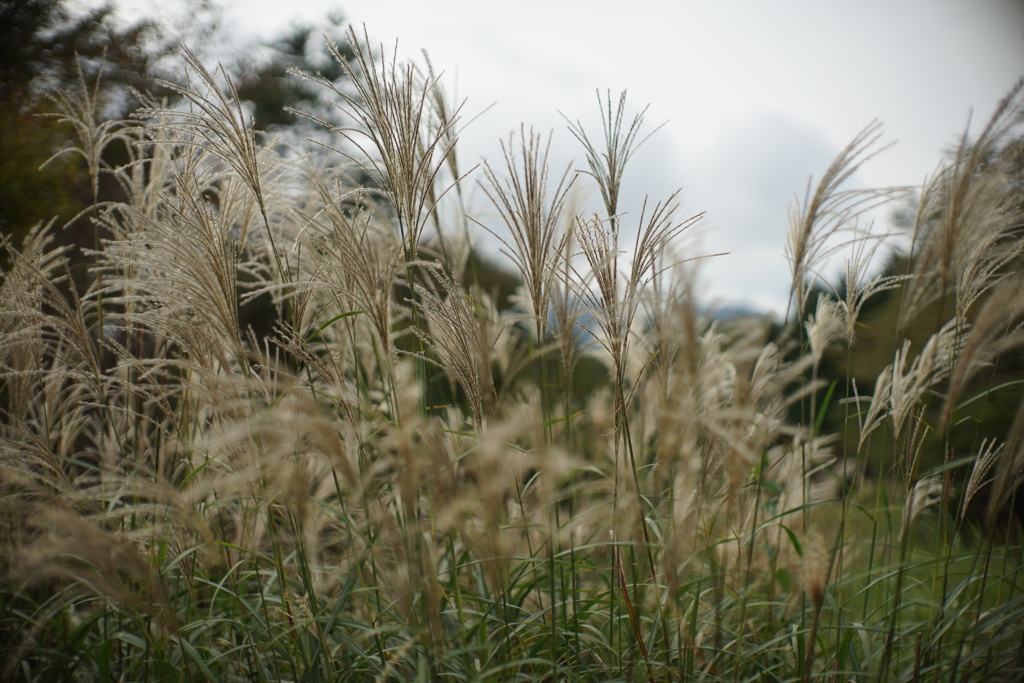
[110,0,1024,313]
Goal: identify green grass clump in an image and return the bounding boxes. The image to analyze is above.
[2,26,1024,682]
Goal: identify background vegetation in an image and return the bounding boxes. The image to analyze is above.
[2,2,1024,680]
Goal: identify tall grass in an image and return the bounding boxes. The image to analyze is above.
[2,27,1023,681]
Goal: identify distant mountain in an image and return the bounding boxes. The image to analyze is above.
[705,303,766,321]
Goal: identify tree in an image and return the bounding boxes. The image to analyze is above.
[0,0,169,257]
[234,15,354,133]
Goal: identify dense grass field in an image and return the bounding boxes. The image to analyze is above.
[2,26,1024,681]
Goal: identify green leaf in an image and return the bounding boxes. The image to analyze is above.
[161,545,204,575]
[115,631,147,649]
[97,640,111,682]
[180,638,216,681]
[813,379,837,436]
[543,410,586,428]
[305,310,364,342]
[954,379,1024,411]
[181,456,216,486]
[776,567,792,591]
[920,454,977,477]
[779,523,804,558]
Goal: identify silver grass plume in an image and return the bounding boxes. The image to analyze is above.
[290,25,463,261]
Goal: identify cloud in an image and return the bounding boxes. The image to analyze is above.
[463,108,851,316]
[677,112,843,312]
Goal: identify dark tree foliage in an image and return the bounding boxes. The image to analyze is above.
[235,16,354,132]
[0,0,168,249]
[806,139,1024,528]
[0,0,526,371]
[0,0,175,119]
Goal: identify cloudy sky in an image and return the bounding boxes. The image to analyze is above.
[112,0,1024,313]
